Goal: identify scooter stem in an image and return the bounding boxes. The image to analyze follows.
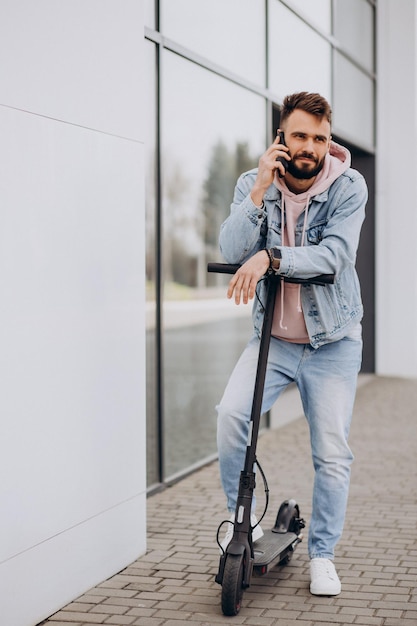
[227,275,279,577]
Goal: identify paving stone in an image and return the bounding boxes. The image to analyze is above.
[131,619,164,626]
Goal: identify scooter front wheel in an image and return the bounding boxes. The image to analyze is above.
[221,553,245,616]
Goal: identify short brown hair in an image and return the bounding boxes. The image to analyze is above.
[280,92,332,127]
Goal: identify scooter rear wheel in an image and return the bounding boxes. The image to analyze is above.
[221,553,245,616]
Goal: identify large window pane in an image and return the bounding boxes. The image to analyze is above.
[268,1,331,100]
[144,0,156,29]
[161,52,265,478]
[145,41,159,487]
[288,0,331,34]
[333,0,374,73]
[333,52,374,149]
[161,0,266,86]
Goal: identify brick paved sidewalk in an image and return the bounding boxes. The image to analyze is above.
[40,377,417,626]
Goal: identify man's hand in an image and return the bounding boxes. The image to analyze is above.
[227,250,270,304]
[250,132,290,206]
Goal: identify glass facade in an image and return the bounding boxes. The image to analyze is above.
[289,0,332,33]
[333,0,374,72]
[161,0,266,86]
[268,1,331,100]
[333,51,375,149]
[145,0,376,489]
[144,0,156,29]
[160,52,265,479]
[144,40,159,486]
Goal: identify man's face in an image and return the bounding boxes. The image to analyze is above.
[283,109,331,180]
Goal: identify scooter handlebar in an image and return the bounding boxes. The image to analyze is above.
[207,262,335,286]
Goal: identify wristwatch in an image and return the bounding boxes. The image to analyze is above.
[269,247,282,271]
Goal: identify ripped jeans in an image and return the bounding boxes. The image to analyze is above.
[216,329,362,560]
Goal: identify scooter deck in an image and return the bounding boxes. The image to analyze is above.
[252,529,302,575]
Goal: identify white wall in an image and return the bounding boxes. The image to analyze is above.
[376,0,417,377]
[0,2,146,625]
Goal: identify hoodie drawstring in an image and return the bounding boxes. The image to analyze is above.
[279,195,311,328]
[297,195,311,312]
[279,195,287,330]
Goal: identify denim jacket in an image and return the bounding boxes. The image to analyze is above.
[219,167,368,348]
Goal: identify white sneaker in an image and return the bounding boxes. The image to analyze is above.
[310,558,341,596]
[220,514,264,553]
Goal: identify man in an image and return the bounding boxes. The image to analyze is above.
[216,92,367,596]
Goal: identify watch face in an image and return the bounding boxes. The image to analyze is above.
[272,248,281,259]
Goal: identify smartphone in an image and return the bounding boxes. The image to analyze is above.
[276,130,288,177]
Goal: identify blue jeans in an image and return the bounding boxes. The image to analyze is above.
[216,329,362,560]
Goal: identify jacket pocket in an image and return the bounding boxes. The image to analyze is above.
[306,222,327,245]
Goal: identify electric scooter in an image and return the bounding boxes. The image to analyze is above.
[208,262,335,616]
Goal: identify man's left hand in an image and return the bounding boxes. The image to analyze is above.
[227,250,270,305]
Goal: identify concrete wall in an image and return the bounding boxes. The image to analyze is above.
[376,0,417,377]
[0,2,146,625]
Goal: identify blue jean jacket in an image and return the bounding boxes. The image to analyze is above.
[219,167,368,348]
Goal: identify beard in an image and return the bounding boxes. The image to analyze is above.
[287,152,326,180]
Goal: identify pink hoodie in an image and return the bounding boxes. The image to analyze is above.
[271,141,351,342]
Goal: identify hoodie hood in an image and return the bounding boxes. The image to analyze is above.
[274,140,351,199]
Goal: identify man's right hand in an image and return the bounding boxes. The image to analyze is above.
[250,132,290,206]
